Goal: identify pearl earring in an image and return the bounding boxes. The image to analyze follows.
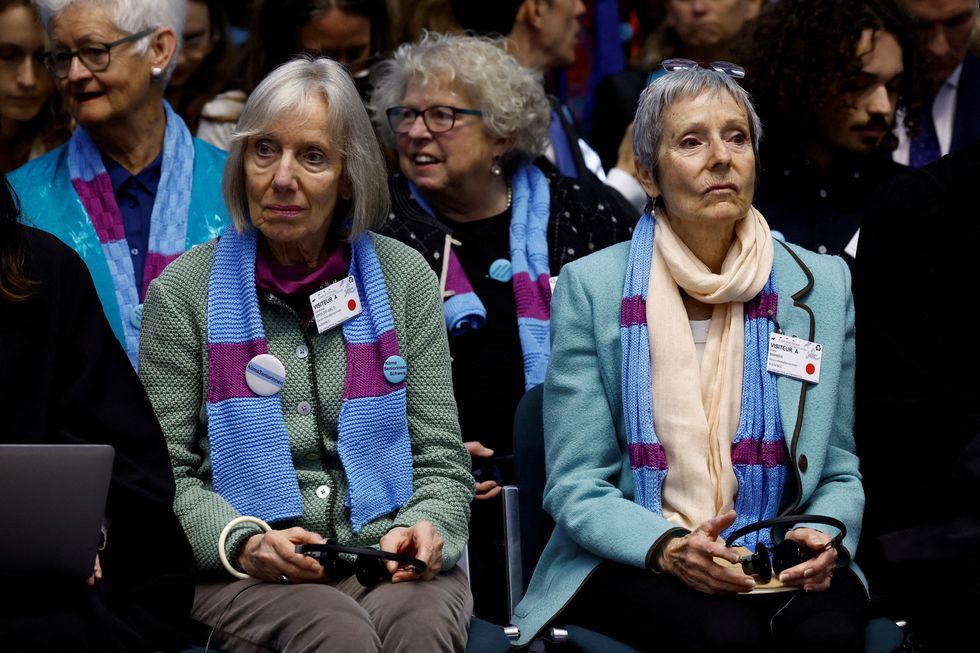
[490,161,503,176]
[151,67,163,78]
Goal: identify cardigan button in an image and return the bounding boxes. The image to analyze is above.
[799,454,809,472]
[295,344,309,359]
[296,401,312,416]
[315,485,330,499]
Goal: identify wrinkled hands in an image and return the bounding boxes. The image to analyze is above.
[656,511,756,595]
[380,520,443,582]
[777,527,838,592]
[656,513,839,595]
[239,527,327,584]
[466,440,501,501]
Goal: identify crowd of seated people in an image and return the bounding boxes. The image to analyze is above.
[4,0,979,651]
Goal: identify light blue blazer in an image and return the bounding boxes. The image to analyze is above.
[511,237,865,646]
[9,138,230,365]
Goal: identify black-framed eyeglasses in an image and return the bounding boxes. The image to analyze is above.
[661,58,746,79]
[42,29,155,79]
[296,541,427,588]
[385,105,484,134]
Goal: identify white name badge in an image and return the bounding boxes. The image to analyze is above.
[767,333,822,384]
[310,276,363,334]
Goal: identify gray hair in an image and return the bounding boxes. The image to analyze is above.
[223,56,390,240]
[369,31,550,170]
[34,0,185,85]
[633,68,763,183]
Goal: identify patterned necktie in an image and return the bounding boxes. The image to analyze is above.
[909,94,941,168]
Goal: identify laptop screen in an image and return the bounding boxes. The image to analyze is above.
[0,444,114,579]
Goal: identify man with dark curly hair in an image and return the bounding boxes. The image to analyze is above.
[737,0,923,269]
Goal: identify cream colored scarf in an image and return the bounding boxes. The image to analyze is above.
[647,207,773,530]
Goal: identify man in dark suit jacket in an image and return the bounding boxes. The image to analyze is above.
[894,0,980,166]
[855,142,980,652]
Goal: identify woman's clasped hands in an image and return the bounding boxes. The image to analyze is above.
[239,521,445,585]
[656,510,838,595]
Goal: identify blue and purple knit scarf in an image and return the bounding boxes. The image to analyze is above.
[206,226,412,532]
[68,100,194,363]
[621,212,787,547]
[410,163,553,389]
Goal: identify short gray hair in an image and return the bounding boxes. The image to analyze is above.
[223,56,390,241]
[34,0,185,85]
[633,68,763,183]
[369,31,550,170]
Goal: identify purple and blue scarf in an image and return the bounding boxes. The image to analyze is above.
[68,100,193,362]
[620,212,787,547]
[411,163,553,389]
[206,226,412,531]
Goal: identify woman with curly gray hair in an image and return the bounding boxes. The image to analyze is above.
[370,30,636,622]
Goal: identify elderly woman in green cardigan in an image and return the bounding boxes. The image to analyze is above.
[138,57,473,653]
[511,64,868,651]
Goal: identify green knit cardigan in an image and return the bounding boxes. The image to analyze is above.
[139,233,473,577]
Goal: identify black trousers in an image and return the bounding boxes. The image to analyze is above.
[559,560,868,653]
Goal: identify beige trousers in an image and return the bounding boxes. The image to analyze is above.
[192,566,472,653]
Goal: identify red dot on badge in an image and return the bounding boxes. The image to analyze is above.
[805,363,815,375]
[347,299,357,311]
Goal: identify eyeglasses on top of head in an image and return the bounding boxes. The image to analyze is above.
[661,58,746,79]
[296,541,427,588]
[42,28,155,79]
[386,105,484,134]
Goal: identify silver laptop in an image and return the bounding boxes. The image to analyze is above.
[0,444,114,579]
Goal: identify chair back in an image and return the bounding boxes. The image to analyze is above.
[511,383,554,590]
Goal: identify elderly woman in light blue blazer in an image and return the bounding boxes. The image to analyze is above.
[512,63,868,652]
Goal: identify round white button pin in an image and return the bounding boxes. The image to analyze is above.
[245,354,286,396]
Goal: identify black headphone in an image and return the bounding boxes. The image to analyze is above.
[296,541,427,588]
[724,514,848,583]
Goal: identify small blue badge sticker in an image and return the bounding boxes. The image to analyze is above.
[383,355,408,384]
[489,258,513,282]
